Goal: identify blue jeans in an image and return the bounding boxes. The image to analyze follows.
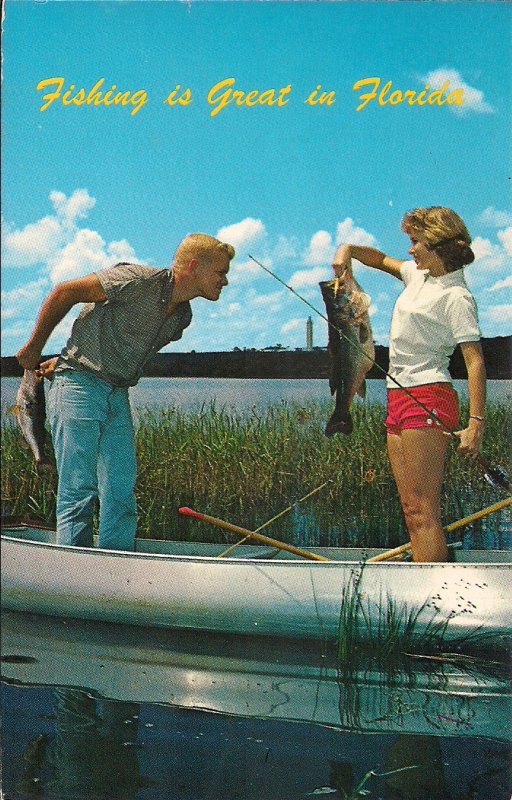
[47,370,137,550]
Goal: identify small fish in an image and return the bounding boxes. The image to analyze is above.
[9,370,52,471]
[320,264,375,436]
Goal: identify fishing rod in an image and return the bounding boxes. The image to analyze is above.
[217,478,333,557]
[249,255,511,494]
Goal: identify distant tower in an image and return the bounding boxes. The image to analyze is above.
[306,316,313,351]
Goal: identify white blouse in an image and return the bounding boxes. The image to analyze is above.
[387,261,481,388]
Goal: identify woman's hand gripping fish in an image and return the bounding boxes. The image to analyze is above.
[9,370,53,472]
[319,262,375,436]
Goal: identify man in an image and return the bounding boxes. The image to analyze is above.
[16,233,235,550]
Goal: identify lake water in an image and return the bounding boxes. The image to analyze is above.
[2,376,512,418]
[1,611,511,800]
[2,378,511,796]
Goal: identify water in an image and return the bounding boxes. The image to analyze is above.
[1,611,511,800]
[2,376,511,418]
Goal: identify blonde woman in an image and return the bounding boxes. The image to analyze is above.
[333,207,486,562]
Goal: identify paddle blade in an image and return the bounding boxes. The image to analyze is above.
[178,507,205,520]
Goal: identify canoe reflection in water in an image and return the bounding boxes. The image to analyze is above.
[2,611,511,800]
[15,691,143,800]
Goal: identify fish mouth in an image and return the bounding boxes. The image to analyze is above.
[324,415,353,437]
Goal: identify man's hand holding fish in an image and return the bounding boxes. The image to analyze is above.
[14,233,235,551]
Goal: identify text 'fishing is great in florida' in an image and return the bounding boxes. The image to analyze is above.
[35,76,466,117]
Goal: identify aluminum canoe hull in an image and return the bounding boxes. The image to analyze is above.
[1,528,511,643]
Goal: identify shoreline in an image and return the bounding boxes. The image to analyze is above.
[1,335,511,379]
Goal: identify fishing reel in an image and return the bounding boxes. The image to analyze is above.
[483,463,512,495]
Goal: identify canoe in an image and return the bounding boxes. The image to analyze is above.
[1,523,511,645]
[2,610,510,741]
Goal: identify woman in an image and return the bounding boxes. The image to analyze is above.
[333,207,486,562]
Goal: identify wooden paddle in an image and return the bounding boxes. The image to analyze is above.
[178,507,330,562]
[367,497,512,563]
[216,479,332,558]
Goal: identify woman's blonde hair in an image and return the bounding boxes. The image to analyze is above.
[401,206,475,272]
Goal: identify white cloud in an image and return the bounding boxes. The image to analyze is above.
[419,68,494,115]
[479,207,512,228]
[289,266,331,289]
[1,321,33,339]
[50,188,96,227]
[469,236,509,272]
[303,220,377,268]
[48,230,139,284]
[228,257,265,284]
[336,218,377,248]
[108,239,138,263]
[47,228,138,285]
[498,226,512,256]
[281,318,304,334]
[2,216,63,267]
[2,189,140,286]
[272,235,298,261]
[216,217,265,252]
[50,229,110,283]
[303,230,333,266]
[51,313,80,346]
[1,277,49,309]
[209,302,242,319]
[471,236,496,260]
[252,290,283,307]
[486,275,512,292]
[481,304,512,323]
[376,292,391,303]
[206,301,242,319]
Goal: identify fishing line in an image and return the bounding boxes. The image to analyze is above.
[249,254,450,420]
[217,479,332,558]
[249,255,511,493]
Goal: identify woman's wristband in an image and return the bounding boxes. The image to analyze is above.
[469,415,485,423]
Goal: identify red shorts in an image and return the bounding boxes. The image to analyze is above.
[385,383,460,436]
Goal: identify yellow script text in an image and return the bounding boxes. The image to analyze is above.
[207,78,292,118]
[36,78,148,116]
[353,78,464,111]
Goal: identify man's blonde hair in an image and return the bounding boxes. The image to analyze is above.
[173,233,235,271]
[401,206,474,272]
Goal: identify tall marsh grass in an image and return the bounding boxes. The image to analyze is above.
[335,563,507,669]
[2,399,510,545]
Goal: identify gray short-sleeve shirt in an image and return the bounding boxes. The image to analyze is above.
[55,263,192,387]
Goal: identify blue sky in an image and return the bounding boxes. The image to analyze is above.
[2,0,511,355]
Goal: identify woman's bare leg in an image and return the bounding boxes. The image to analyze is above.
[387,429,450,562]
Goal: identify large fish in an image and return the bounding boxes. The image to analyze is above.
[10,370,52,471]
[320,264,375,436]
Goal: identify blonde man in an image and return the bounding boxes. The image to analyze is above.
[332,207,485,562]
[16,234,235,550]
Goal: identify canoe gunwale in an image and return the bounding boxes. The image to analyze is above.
[2,527,511,641]
[1,527,511,567]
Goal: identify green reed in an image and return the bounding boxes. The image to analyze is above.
[336,563,510,669]
[1,399,510,545]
